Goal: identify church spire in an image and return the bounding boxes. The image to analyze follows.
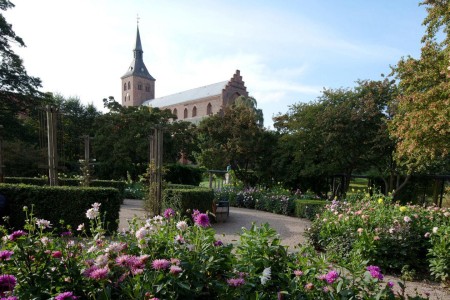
[134,25,143,59]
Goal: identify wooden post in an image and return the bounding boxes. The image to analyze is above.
[148,127,163,215]
[46,106,58,186]
[0,125,4,183]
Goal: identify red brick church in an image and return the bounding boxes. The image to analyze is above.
[121,26,249,123]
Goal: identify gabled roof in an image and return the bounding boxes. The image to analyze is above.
[143,80,228,108]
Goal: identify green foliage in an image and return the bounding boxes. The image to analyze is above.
[306,194,450,281]
[0,183,121,232]
[163,187,214,215]
[428,225,450,283]
[164,163,204,186]
[294,199,327,220]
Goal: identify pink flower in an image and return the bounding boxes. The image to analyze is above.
[424,232,431,238]
[294,270,303,277]
[8,230,27,241]
[55,291,79,300]
[163,208,175,219]
[89,267,109,280]
[152,259,170,270]
[304,283,314,290]
[366,265,383,280]
[0,274,16,293]
[194,213,210,227]
[325,270,339,284]
[0,250,13,261]
[170,265,182,275]
[227,278,245,287]
[403,216,411,223]
[51,251,63,259]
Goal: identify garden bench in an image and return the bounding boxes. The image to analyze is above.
[215,200,229,222]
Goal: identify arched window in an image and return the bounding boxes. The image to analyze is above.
[192,106,197,117]
[138,84,142,90]
[128,81,131,89]
[207,103,212,115]
[124,96,126,102]
[173,108,178,118]
[123,83,126,91]
[184,108,188,119]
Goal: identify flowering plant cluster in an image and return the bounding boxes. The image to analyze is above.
[0,203,435,299]
[306,194,450,283]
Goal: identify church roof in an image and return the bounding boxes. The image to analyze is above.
[143,80,228,108]
[121,26,155,81]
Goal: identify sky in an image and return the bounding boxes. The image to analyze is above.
[4,0,427,128]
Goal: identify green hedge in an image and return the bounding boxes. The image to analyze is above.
[0,183,121,233]
[4,177,126,197]
[163,187,214,216]
[164,164,204,186]
[293,199,327,220]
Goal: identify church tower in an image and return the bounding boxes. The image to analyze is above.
[121,25,155,107]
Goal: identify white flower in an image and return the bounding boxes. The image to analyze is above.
[86,208,99,219]
[92,202,101,210]
[176,221,188,231]
[260,267,271,285]
[87,245,97,253]
[77,224,85,231]
[40,236,50,245]
[36,219,52,229]
[403,216,411,223]
[95,254,109,267]
[135,227,148,240]
[432,227,438,234]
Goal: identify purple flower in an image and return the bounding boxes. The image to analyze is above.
[214,240,223,247]
[387,281,394,289]
[325,270,339,284]
[152,259,170,270]
[163,208,175,219]
[89,267,109,280]
[61,231,73,237]
[0,251,13,261]
[0,274,16,292]
[8,230,27,241]
[227,277,245,287]
[55,291,79,300]
[191,209,200,219]
[366,265,383,280]
[194,213,210,227]
[0,297,18,300]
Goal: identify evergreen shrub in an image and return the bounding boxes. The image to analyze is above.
[0,183,121,233]
[164,164,204,186]
[294,199,327,220]
[163,187,214,215]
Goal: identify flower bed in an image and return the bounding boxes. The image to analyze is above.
[0,203,436,299]
[306,194,450,283]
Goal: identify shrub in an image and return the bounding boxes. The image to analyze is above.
[306,195,450,281]
[163,187,214,215]
[164,164,204,186]
[294,199,327,220]
[0,183,121,233]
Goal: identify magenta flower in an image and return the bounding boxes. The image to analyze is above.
[8,230,27,241]
[366,265,383,280]
[214,240,223,246]
[152,259,170,270]
[51,251,63,259]
[0,297,18,300]
[194,213,210,227]
[55,291,79,300]
[0,250,13,261]
[163,208,175,219]
[227,277,245,287]
[89,267,109,280]
[170,265,183,275]
[0,274,16,292]
[325,270,339,284]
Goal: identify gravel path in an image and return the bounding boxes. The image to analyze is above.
[118,199,449,299]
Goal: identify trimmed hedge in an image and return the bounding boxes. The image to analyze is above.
[4,177,126,197]
[293,199,327,220]
[164,164,204,186]
[0,183,121,233]
[163,187,214,216]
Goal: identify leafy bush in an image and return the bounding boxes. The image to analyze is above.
[164,164,204,186]
[306,195,450,281]
[0,183,121,233]
[0,204,429,299]
[294,199,327,220]
[163,187,214,215]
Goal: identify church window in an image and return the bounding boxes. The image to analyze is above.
[173,108,177,118]
[184,108,188,119]
[145,85,150,92]
[124,96,126,102]
[138,84,142,90]
[128,81,131,89]
[123,83,126,91]
[207,103,212,115]
[192,106,197,117]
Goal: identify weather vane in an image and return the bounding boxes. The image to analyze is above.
[137,14,140,25]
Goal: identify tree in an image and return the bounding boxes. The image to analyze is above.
[233,95,264,128]
[196,104,266,186]
[389,0,450,173]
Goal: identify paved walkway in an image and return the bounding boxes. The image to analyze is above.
[119,199,311,250]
